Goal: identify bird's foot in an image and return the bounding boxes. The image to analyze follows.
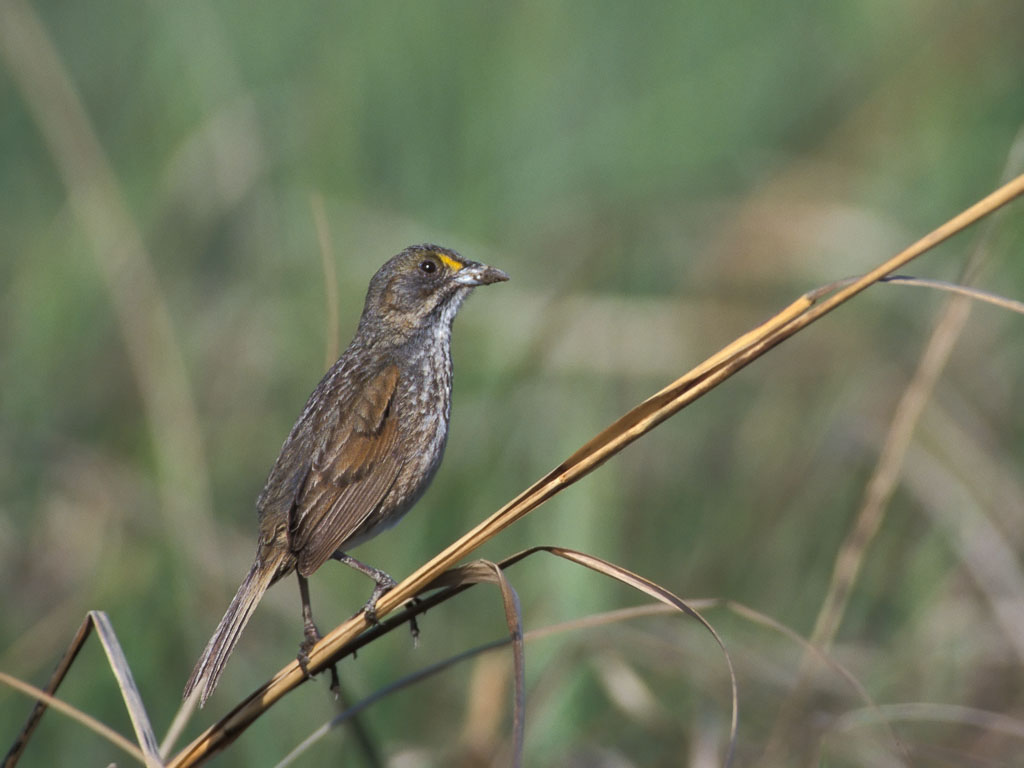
[296,624,340,695]
[361,573,398,625]
[331,551,397,624]
[297,622,320,679]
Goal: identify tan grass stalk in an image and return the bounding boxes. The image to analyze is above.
[0,672,146,766]
[0,0,217,571]
[762,134,1024,763]
[310,192,341,367]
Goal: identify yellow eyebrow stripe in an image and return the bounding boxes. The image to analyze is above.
[437,253,464,272]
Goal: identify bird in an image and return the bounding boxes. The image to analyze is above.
[184,244,508,706]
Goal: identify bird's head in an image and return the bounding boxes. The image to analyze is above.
[357,244,508,344]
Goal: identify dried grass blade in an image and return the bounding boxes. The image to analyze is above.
[831,703,1024,740]
[0,671,146,766]
[89,612,162,766]
[310,192,340,367]
[879,276,1024,315]
[529,546,738,768]
[4,615,91,767]
[2,611,159,767]
[723,601,908,764]
[430,560,527,767]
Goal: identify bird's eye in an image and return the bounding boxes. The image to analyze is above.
[419,259,437,274]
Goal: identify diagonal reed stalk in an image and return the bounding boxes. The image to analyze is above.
[168,171,1024,767]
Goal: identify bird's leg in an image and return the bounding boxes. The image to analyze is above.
[298,574,320,650]
[296,574,340,696]
[331,551,397,625]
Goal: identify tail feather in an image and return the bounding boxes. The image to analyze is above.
[184,558,278,707]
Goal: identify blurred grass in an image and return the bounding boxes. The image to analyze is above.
[2,1,1024,766]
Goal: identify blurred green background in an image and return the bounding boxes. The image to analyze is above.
[3,1,1024,765]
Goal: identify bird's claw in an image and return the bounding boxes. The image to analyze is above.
[296,645,315,680]
[297,628,341,693]
[361,575,398,625]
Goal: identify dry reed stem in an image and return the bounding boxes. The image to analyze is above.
[0,0,218,570]
[169,171,1024,766]
[310,192,341,367]
[808,133,1024,655]
[761,133,1024,765]
[809,292,974,651]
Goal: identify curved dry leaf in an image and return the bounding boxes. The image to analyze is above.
[512,546,738,768]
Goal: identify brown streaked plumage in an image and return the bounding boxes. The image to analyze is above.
[184,244,508,706]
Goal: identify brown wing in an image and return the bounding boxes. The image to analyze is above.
[289,363,402,576]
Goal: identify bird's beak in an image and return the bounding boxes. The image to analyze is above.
[452,261,510,286]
